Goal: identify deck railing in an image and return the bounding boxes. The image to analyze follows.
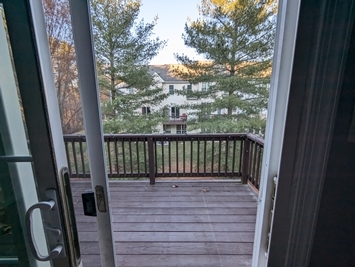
[63,133,263,190]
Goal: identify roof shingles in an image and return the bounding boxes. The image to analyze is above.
[149,64,185,82]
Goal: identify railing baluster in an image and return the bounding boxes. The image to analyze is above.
[168,138,171,176]
[136,139,140,175]
[190,138,193,174]
[65,138,72,177]
[255,145,262,189]
[154,138,158,176]
[197,137,200,175]
[242,138,250,184]
[122,139,126,175]
[129,138,133,175]
[183,139,186,176]
[176,138,179,175]
[239,139,243,175]
[114,139,119,175]
[148,137,155,184]
[79,139,86,177]
[143,138,147,175]
[218,137,222,176]
[211,139,215,175]
[225,138,229,176]
[107,138,112,177]
[79,139,85,176]
[161,137,165,174]
[252,142,258,185]
[232,138,236,176]
[203,138,207,176]
[72,140,78,176]
[248,142,254,183]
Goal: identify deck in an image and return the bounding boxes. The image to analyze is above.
[70,180,258,267]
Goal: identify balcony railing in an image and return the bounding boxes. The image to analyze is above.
[63,133,263,190]
[164,115,187,124]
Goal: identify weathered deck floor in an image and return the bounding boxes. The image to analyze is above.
[70,180,258,267]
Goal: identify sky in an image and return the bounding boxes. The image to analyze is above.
[138,0,205,65]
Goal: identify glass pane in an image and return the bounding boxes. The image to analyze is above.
[0,5,50,267]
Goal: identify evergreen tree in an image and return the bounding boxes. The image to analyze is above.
[174,0,276,134]
[90,0,167,133]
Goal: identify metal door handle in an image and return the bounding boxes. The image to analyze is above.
[25,200,63,261]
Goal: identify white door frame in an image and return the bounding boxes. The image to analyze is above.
[252,0,301,265]
[253,0,355,266]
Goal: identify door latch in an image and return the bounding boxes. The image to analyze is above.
[25,189,66,261]
[82,190,97,216]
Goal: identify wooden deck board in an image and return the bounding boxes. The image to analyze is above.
[75,214,256,223]
[78,195,257,202]
[77,222,256,232]
[80,242,253,255]
[78,231,255,242]
[71,180,257,266]
[82,254,252,267]
[72,191,255,197]
[75,206,257,215]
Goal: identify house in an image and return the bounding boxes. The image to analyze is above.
[149,64,217,134]
[1,0,355,267]
[149,64,194,134]
[148,64,266,134]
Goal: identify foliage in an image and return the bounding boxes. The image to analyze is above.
[174,0,276,135]
[43,0,83,134]
[90,0,168,133]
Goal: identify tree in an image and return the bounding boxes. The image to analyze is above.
[174,0,276,134]
[43,0,84,134]
[90,0,168,134]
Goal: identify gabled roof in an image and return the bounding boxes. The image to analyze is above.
[149,62,271,82]
[149,64,185,82]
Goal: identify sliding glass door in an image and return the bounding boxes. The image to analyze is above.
[0,2,81,267]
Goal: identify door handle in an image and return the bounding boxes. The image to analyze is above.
[25,190,65,261]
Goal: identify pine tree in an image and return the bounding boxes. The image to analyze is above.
[90,0,167,133]
[174,0,276,135]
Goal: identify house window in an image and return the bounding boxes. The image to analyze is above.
[202,82,206,92]
[171,106,180,118]
[176,124,186,134]
[163,125,171,134]
[142,106,151,114]
[202,82,212,92]
[169,85,174,95]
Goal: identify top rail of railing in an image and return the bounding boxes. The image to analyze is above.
[63,133,249,140]
[246,133,264,146]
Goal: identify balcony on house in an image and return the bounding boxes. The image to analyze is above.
[164,115,187,124]
[64,133,263,267]
[164,107,188,124]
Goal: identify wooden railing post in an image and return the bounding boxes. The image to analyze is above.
[148,137,155,185]
[242,137,250,184]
